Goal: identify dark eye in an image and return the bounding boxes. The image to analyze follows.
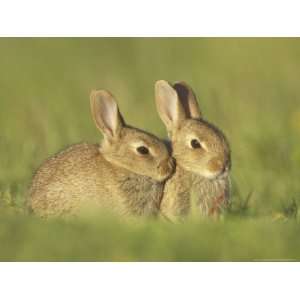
[191,139,201,149]
[137,146,149,155]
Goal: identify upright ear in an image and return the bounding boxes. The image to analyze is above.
[173,81,202,119]
[155,80,187,134]
[90,89,125,140]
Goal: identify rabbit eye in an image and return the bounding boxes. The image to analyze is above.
[137,146,149,155]
[191,139,201,149]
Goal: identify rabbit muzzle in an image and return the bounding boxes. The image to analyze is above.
[157,157,176,181]
[200,155,230,180]
[211,157,231,180]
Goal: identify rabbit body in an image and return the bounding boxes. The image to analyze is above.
[155,81,231,221]
[29,143,165,218]
[28,89,174,218]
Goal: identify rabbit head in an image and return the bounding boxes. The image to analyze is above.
[155,80,231,180]
[90,89,174,182]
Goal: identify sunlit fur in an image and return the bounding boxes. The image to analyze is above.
[161,118,231,222]
[172,118,230,179]
[155,80,231,221]
[28,90,175,219]
[100,126,173,182]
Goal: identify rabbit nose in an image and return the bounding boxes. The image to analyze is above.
[157,157,175,176]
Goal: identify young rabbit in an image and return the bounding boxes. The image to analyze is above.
[155,80,231,222]
[28,89,175,218]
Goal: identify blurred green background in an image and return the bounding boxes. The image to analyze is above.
[0,38,300,261]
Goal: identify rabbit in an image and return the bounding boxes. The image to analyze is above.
[28,89,175,218]
[155,80,231,222]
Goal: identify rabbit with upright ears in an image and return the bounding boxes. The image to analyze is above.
[29,89,175,218]
[155,80,231,222]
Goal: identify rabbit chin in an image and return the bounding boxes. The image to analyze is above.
[178,162,220,180]
[194,168,222,180]
[142,168,173,182]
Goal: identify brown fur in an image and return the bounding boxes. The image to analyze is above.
[28,89,175,218]
[155,80,231,222]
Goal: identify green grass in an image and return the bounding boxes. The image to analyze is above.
[0,38,300,261]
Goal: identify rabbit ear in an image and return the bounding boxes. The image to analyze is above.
[173,81,202,119]
[155,80,187,134]
[90,90,125,140]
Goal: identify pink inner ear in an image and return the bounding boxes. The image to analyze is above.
[166,97,177,122]
[100,99,118,137]
[159,84,178,123]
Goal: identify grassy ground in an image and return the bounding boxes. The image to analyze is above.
[0,38,300,261]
